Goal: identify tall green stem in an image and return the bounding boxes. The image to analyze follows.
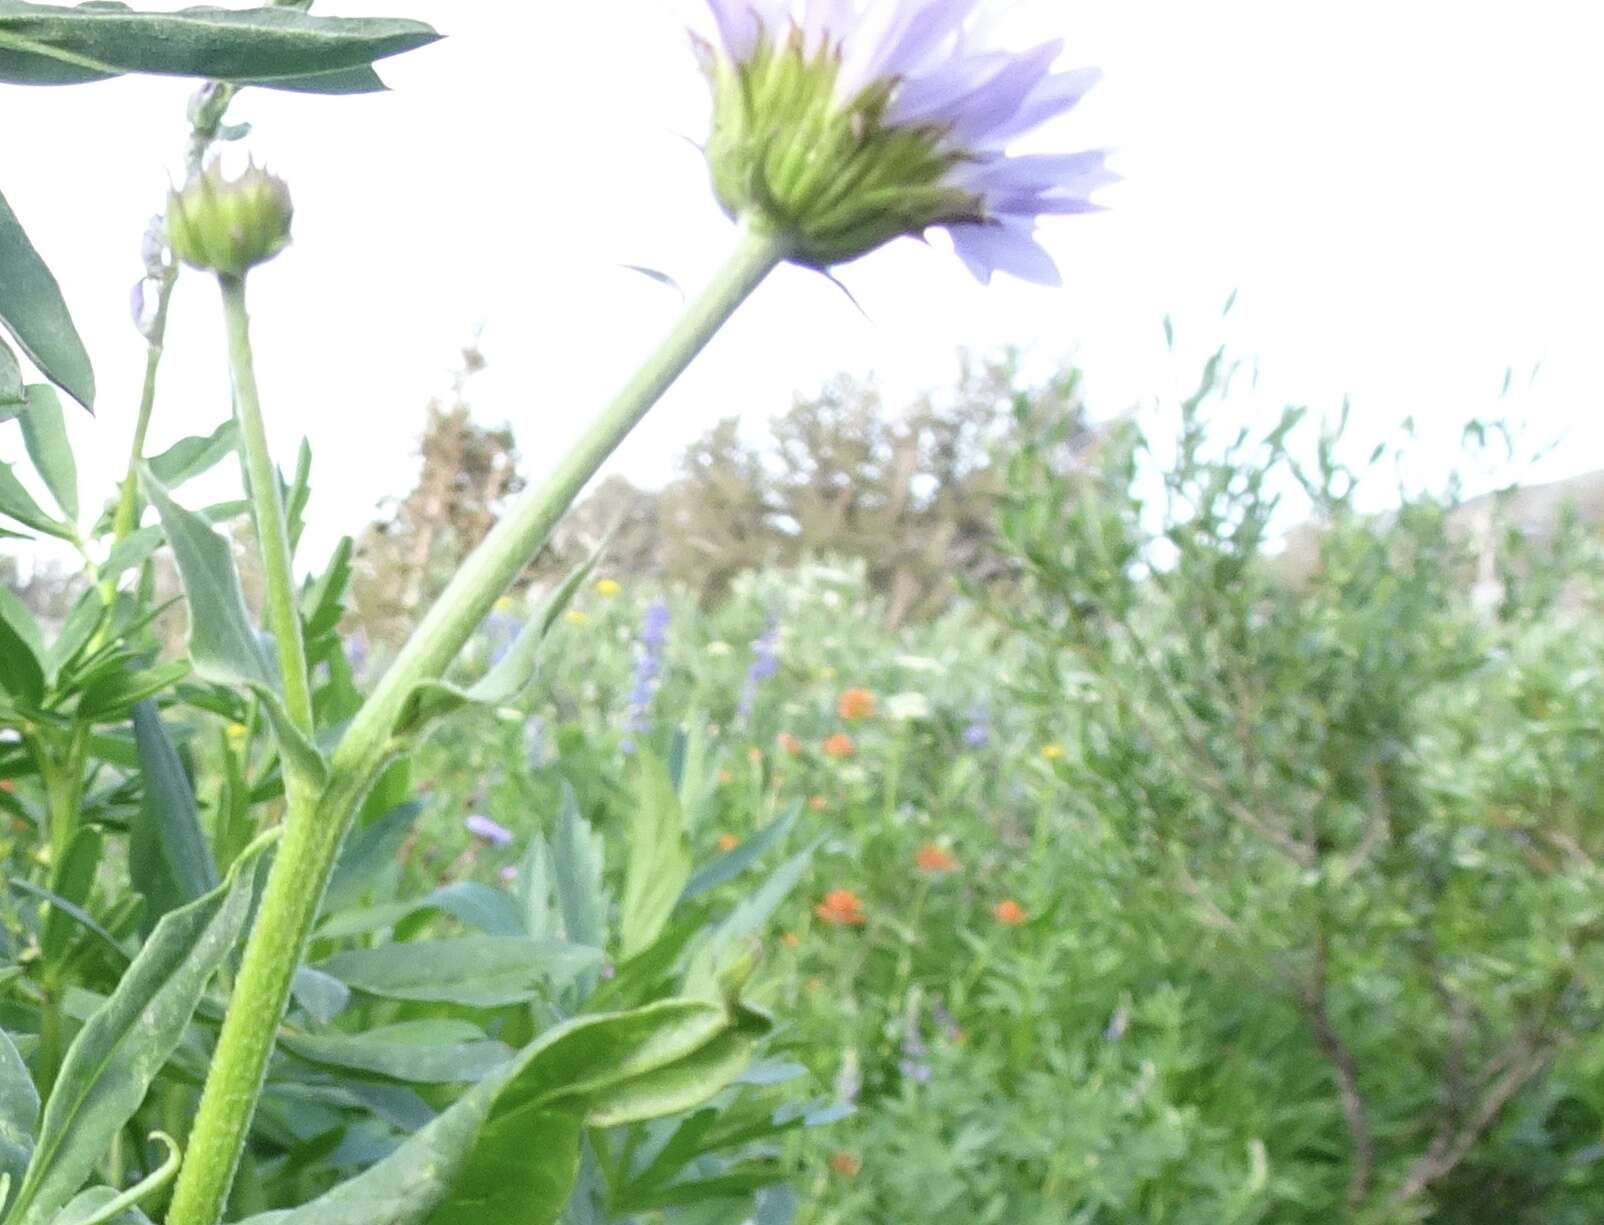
[110,281,174,546]
[218,274,316,737]
[167,223,787,1225]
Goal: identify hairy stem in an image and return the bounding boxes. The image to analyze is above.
[218,274,316,736]
[166,223,786,1225]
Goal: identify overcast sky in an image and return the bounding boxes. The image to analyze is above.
[4,0,1603,562]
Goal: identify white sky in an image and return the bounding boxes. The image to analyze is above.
[4,0,1603,563]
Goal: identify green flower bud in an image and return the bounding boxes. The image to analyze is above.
[701,31,978,269]
[166,160,293,278]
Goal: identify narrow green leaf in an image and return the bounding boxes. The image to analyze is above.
[320,801,422,916]
[0,587,45,705]
[145,421,237,490]
[42,588,100,688]
[397,542,608,736]
[8,836,272,1225]
[0,187,92,410]
[16,385,75,520]
[98,527,162,582]
[139,466,273,690]
[318,882,526,942]
[316,937,601,1008]
[50,1133,174,1225]
[620,754,691,959]
[289,967,350,1027]
[0,338,22,406]
[0,461,70,541]
[237,1000,754,1225]
[0,1029,38,1205]
[690,845,817,987]
[551,784,607,951]
[130,701,219,929]
[76,660,191,724]
[280,1021,511,1086]
[681,801,799,903]
[0,5,439,86]
[248,681,329,786]
[40,827,101,964]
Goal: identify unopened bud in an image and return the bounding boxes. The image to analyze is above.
[167,160,293,278]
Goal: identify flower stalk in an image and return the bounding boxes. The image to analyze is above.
[166,220,788,1225]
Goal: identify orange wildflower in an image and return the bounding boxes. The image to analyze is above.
[994,898,1027,925]
[0,779,14,793]
[746,746,764,764]
[828,1151,862,1178]
[776,730,803,756]
[815,888,867,927]
[717,832,740,852]
[808,794,829,812]
[915,843,959,874]
[821,733,855,760]
[717,769,733,784]
[837,687,876,721]
[780,930,801,949]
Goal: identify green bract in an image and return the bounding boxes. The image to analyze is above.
[701,30,977,268]
[166,161,293,278]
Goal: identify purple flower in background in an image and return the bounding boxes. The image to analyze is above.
[484,605,522,666]
[738,617,781,719]
[465,813,514,846]
[622,599,673,752]
[962,704,991,748]
[899,1014,933,1084]
[696,0,1114,283]
[344,632,369,678]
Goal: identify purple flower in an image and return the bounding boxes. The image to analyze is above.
[962,704,991,748]
[738,616,781,719]
[622,599,673,750]
[696,0,1113,283]
[465,813,514,846]
[484,608,522,666]
[900,1014,933,1084]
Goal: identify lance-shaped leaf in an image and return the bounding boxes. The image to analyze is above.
[0,5,439,89]
[397,541,607,737]
[0,1028,38,1206]
[130,700,219,928]
[236,999,768,1225]
[280,1020,511,1087]
[0,461,71,542]
[6,836,272,1225]
[620,754,691,959]
[0,338,23,408]
[139,467,272,691]
[140,467,327,783]
[16,385,75,521]
[0,587,45,705]
[0,187,92,411]
[315,937,601,1008]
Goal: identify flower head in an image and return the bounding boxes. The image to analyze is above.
[717,831,741,851]
[1040,742,1064,761]
[465,813,514,846]
[595,578,622,598]
[815,887,867,926]
[695,0,1112,282]
[777,730,804,755]
[994,897,1026,925]
[837,687,876,721]
[914,842,959,874]
[822,732,856,759]
[167,159,293,277]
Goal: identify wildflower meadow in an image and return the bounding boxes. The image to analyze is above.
[2,3,1601,1225]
